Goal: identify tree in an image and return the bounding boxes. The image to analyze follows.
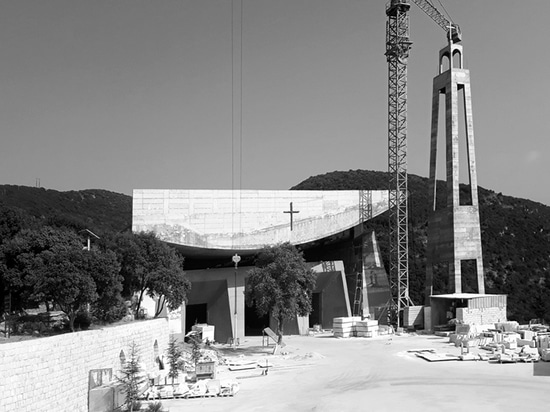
[0,205,30,245]
[0,226,125,330]
[87,249,125,323]
[166,336,183,386]
[245,243,316,344]
[112,232,191,318]
[0,226,86,313]
[118,342,145,412]
[30,247,99,331]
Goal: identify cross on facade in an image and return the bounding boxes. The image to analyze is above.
[283,202,300,231]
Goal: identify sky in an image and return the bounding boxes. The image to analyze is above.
[0,0,548,206]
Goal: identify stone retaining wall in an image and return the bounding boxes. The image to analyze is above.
[0,318,169,412]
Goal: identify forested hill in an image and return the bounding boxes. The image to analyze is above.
[292,170,550,323]
[0,185,132,234]
[1,172,549,322]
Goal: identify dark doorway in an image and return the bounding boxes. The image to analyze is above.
[461,259,479,293]
[245,304,270,336]
[185,303,207,334]
[309,292,321,328]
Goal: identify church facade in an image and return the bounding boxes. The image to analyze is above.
[132,189,392,342]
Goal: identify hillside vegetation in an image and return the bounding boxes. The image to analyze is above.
[2,173,549,324]
[292,170,550,323]
[0,186,190,332]
[0,185,132,234]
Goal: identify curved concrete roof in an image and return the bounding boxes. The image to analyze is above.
[132,189,389,256]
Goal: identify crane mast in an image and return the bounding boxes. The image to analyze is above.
[385,0,459,326]
[386,0,413,326]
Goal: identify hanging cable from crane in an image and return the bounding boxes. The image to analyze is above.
[231,0,244,244]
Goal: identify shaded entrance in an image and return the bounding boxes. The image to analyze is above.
[245,304,269,336]
[185,303,207,334]
[309,292,321,327]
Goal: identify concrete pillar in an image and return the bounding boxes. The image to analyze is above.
[227,272,246,342]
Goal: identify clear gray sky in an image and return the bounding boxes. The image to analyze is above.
[0,1,548,205]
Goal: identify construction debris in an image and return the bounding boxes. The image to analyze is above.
[413,321,550,364]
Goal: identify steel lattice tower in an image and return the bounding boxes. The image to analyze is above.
[385,0,414,325]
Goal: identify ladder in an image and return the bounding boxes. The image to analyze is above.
[352,272,362,316]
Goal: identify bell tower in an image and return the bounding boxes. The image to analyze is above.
[425,42,485,300]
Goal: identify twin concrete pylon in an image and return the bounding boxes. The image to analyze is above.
[425,42,485,301]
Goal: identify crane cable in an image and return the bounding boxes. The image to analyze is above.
[433,0,454,24]
[231,0,243,247]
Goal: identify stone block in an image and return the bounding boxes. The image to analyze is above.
[355,325,379,333]
[456,324,471,335]
[356,319,379,327]
[356,331,378,338]
[539,349,550,361]
[520,330,536,340]
[517,339,536,348]
[504,340,517,350]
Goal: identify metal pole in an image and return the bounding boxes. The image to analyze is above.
[234,264,237,341]
[232,254,241,346]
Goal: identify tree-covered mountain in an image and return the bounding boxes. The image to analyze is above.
[2,171,549,324]
[0,185,132,234]
[292,170,550,323]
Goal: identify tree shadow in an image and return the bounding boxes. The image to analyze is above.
[216,345,275,357]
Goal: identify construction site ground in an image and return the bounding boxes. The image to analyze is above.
[156,331,549,412]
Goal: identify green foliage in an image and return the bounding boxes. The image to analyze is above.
[110,232,191,318]
[118,342,146,412]
[73,310,93,330]
[0,188,191,328]
[0,226,125,330]
[0,204,32,244]
[166,336,183,385]
[145,402,164,412]
[86,249,124,323]
[0,185,132,233]
[190,333,202,365]
[245,243,316,343]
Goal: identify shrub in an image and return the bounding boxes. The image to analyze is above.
[145,401,164,412]
[73,310,92,330]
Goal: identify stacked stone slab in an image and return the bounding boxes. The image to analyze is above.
[354,319,379,338]
[332,317,379,338]
[333,317,359,338]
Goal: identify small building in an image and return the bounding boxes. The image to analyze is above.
[428,293,507,329]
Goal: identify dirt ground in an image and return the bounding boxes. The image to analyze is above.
[156,332,549,412]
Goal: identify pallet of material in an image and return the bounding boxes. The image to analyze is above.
[333,317,381,338]
[355,331,378,338]
[227,360,257,371]
[355,325,379,332]
[415,351,460,362]
[333,317,356,338]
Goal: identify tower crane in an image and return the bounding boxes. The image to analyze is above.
[385,0,460,326]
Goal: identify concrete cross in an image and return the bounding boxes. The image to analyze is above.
[283,202,300,231]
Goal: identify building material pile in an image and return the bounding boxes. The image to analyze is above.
[332,317,384,338]
[332,317,358,338]
[447,322,550,363]
[355,319,380,337]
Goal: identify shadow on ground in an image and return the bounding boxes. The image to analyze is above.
[216,345,275,357]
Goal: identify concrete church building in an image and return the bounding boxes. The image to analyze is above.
[132,189,392,343]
